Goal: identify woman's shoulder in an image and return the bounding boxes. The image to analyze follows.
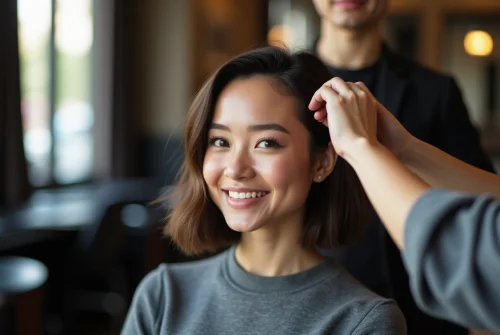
[320,267,407,333]
[136,249,229,294]
[122,250,230,333]
[325,266,391,301]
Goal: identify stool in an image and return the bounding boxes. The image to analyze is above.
[0,256,48,335]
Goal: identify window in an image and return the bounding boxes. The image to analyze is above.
[18,0,94,187]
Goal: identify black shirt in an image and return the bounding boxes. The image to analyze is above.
[309,39,381,93]
[327,60,381,93]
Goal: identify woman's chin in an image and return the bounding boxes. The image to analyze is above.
[226,221,263,233]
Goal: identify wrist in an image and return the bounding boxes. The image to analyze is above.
[342,137,383,165]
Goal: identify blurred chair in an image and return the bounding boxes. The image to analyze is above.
[0,256,48,335]
[62,202,152,335]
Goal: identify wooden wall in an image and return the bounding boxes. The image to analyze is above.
[190,0,268,92]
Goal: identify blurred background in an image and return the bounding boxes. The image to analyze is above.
[0,0,499,334]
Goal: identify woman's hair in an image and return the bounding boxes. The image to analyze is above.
[164,46,371,255]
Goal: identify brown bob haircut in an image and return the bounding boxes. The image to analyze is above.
[164,46,371,255]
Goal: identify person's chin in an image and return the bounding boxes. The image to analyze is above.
[331,11,369,24]
[226,220,263,233]
[335,19,369,30]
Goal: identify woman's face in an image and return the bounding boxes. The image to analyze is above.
[203,75,326,233]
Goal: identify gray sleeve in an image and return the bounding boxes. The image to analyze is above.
[121,266,165,335]
[403,189,500,332]
[351,301,407,335]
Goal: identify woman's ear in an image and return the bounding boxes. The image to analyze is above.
[313,142,337,183]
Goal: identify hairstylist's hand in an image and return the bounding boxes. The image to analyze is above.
[309,77,414,160]
[308,77,378,158]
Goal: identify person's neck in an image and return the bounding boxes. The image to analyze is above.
[234,218,324,277]
[317,21,382,70]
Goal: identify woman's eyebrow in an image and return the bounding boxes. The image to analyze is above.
[209,123,289,134]
[209,123,230,131]
[248,123,289,134]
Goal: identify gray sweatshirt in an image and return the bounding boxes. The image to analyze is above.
[122,246,406,334]
[404,189,500,332]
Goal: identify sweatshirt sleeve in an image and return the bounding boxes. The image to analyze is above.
[403,189,500,332]
[121,265,166,335]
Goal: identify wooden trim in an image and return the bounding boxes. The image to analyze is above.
[419,9,442,70]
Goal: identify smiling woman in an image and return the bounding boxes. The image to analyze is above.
[121,46,407,335]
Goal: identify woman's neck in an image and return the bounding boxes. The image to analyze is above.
[234,222,324,277]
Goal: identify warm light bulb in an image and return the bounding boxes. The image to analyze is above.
[464,30,493,57]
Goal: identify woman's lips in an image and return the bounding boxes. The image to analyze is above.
[223,190,269,209]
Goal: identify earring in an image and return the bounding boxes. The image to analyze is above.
[317,175,322,180]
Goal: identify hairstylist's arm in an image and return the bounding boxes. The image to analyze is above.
[375,105,500,199]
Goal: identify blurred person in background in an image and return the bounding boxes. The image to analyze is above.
[310,0,496,333]
[122,47,406,335]
[309,76,500,332]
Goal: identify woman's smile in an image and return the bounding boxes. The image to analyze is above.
[223,188,271,209]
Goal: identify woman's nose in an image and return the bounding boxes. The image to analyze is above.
[224,149,255,180]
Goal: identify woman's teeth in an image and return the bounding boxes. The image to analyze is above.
[228,191,267,199]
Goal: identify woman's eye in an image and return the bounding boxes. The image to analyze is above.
[209,137,229,147]
[257,139,282,149]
